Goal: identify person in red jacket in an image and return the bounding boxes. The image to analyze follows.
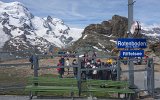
[144,54,149,64]
[57,59,63,78]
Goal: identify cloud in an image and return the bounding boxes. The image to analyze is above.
[70,2,85,18]
[1,0,160,28]
[134,0,160,25]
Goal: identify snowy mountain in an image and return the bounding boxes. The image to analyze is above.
[0,1,83,53]
[141,24,160,43]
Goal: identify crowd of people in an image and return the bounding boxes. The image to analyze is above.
[80,57,118,80]
[56,53,119,81]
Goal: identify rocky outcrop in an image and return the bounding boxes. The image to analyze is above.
[111,15,128,37]
[70,15,160,56]
[69,15,130,54]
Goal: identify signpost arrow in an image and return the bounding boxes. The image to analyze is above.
[120,50,144,57]
[117,38,147,49]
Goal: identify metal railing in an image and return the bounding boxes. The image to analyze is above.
[0,51,155,98]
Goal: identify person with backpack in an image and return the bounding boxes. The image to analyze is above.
[57,59,63,78]
[29,55,34,69]
[60,56,65,75]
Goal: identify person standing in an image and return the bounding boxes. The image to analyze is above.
[86,62,92,79]
[92,64,97,79]
[57,59,63,78]
[72,59,78,78]
[60,56,65,75]
[29,55,34,69]
[65,58,70,75]
[111,62,117,81]
[96,59,102,79]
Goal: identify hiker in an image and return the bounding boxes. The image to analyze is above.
[91,58,95,65]
[29,55,39,69]
[103,63,109,80]
[86,61,92,79]
[92,52,97,59]
[57,59,63,78]
[72,59,78,78]
[96,59,102,79]
[92,64,98,79]
[106,59,113,80]
[65,58,70,75]
[29,55,34,69]
[83,53,89,65]
[81,59,86,80]
[111,62,117,81]
[60,56,65,75]
[144,54,149,64]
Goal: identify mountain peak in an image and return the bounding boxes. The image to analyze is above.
[0,1,33,20]
[0,1,83,53]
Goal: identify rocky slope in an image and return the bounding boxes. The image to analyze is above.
[70,15,160,56]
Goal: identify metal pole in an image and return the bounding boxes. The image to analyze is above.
[32,54,39,96]
[128,0,135,88]
[33,55,38,78]
[117,58,121,81]
[150,58,155,98]
[77,54,81,96]
[146,58,152,95]
[128,0,134,32]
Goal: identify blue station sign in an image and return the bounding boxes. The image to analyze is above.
[120,50,144,57]
[117,38,147,48]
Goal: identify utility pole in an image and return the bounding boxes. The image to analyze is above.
[128,0,135,88]
[128,0,134,32]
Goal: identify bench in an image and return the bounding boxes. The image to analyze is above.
[25,77,78,100]
[81,79,136,99]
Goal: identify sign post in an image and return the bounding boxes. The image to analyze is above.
[117,38,147,48]
[120,50,144,58]
[117,38,147,88]
[128,0,135,88]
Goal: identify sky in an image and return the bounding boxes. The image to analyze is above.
[1,0,160,28]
